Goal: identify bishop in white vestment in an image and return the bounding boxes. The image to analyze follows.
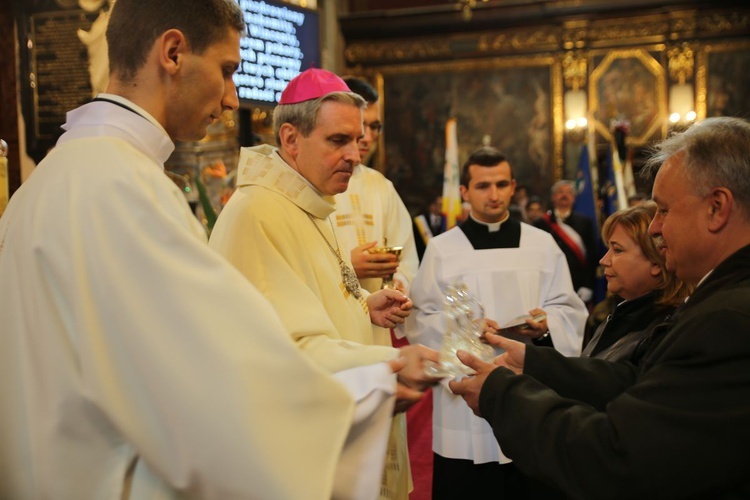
[210,68,440,500]
[210,145,416,498]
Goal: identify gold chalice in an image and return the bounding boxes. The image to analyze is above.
[369,245,403,289]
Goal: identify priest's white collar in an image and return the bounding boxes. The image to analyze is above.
[61,94,174,165]
[94,93,168,136]
[469,211,510,233]
[554,208,572,220]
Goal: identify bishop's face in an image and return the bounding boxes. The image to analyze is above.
[286,101,363,196]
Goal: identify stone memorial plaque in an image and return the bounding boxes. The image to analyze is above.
[29,10,93,142]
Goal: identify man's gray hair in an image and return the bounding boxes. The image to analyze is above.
[272,92,366,145]
[644,116,750,217]
[551,180,575,195]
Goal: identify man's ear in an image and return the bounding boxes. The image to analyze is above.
[158,29,188,75]
[278,123,299,157]
[707,187,733,233]
[460,185,469,202]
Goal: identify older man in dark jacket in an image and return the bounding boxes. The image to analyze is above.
[450,116,750,500]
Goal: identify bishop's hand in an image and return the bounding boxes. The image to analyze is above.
[390,344,442,392]
[368,289,413,328]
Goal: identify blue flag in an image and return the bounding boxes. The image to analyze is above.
[573,144,597,234]
[601,144,619,218]
[574,144,606,305]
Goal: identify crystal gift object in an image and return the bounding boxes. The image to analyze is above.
[424,283,496,377]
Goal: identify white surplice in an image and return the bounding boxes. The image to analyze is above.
[405,223,587,464]
[0,96,390,500]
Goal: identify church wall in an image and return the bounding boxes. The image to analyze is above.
[2,1,749,218]
[340,1,750,213]
[3,0,341,226]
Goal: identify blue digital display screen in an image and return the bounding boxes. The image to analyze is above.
[234,0,320,106]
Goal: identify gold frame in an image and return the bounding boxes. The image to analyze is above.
[370,54,563,183]
[696,40,750,120]
[589,47,668,146]
[342,5,750,205]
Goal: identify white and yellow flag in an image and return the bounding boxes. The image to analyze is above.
[442,118,462,229]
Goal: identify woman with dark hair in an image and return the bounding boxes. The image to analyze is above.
[582,201,692,363]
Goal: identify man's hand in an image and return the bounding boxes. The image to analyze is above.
[483,333,526,375]
[392,278,406,294]
[386,357,422,413]
[448,350,502,416]
[482,318,500,337]
[368,289,413,328]
[387,347,441,413]
[519,307,549,340]
[351,241,399,279]
[577,287,593,303]
[498,308,548,341]
[393,382,424,414]
[390,344,442,392]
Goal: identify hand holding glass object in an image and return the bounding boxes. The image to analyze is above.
[424,282,496,377]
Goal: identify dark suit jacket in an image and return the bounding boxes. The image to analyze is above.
[478,244,750,499]
[534,211,597,292]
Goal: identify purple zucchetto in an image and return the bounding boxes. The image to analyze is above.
[278,67,351,105]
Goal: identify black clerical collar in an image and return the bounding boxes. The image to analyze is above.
[468,211,510,232]
[91,96,150,123]
[459,214,521,250]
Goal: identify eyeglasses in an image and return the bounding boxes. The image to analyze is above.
[364,121,383,133]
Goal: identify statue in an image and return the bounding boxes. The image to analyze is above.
[77,0,114,96]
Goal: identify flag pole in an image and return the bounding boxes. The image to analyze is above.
[442,118,462,230]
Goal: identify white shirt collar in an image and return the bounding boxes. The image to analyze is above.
[554,208,572,220]
[469,211,510,233]
[60,94,175,165]
[95,93,169,137]
[685,269,716,303]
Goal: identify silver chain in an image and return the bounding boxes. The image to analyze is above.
[307,213,362,299]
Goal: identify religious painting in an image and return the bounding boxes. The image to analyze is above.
[703,42,750,119]
[590,48,667,146]
[379,57,560,215]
